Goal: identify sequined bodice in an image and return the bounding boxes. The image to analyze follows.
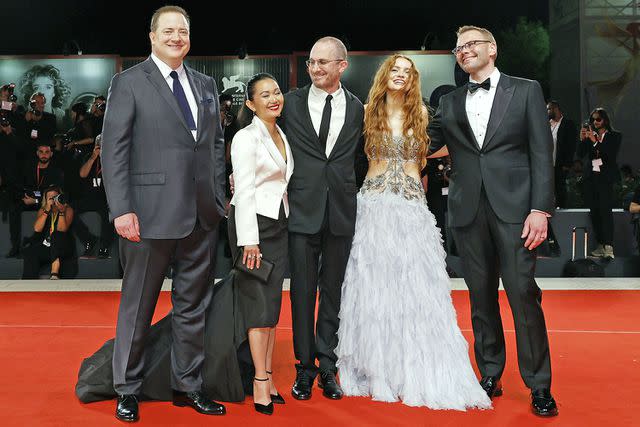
[361,135,424,201]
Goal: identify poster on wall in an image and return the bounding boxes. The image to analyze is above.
[0,57,118,130]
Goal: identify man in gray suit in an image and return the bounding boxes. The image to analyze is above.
[101,5,226,422]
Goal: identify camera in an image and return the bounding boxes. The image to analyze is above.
[29,99,42,116]
[53,193,67,205]
[582,121,592,131]
[0,111,10,128]
[1,83,17,103]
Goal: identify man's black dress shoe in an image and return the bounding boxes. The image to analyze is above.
[82,237,97,257]
[97,247,110,258]
[115,394,139,423]
[291,370,313,400]
[531,388,558,417]
[318,370,343,400]
[479,376,503,399]
[172,390,225,415]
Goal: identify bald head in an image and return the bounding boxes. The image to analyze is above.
[312,36,348,61]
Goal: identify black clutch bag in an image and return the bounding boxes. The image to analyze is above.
[233,250,274,284]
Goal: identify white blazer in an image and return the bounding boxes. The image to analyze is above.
[230,115,294,246]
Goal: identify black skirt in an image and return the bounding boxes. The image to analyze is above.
[228,203,288,330]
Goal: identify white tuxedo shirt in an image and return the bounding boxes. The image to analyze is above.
[230,115,294,246]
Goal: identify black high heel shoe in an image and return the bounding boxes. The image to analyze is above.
[253,377,274,415]
[266,370,285,404]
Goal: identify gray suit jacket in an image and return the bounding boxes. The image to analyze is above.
[428,74,554,227]
[101,57,226,239]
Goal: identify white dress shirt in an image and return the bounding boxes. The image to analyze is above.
[151,53,198,140]
[549,115,563,165]
[465,67,502,148]
[308,83,346,157]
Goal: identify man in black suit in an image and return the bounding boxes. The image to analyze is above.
[280,36,366,401]
[547,100,577,208]
[101,5,226,422]
[428,25,558,417]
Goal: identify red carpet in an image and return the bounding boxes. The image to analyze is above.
[0,290,638,426]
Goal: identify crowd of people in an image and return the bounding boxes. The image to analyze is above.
[0,82,113,278]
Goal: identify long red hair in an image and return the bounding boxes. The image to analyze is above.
[364,54,429,164]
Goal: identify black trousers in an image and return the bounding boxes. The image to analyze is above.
[22,231,74,278]
[289,209,353,377]
[583,176,614,245]
[451,190,552,390]
[112,222,218,395]
[72,196,115,248]
[8,201,39,248]
[554,166,567,208]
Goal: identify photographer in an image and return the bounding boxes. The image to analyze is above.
[22,185,75,279]
[577,107,621,259]
[74,134,113,258]
[547,100,577,208]
[0,84,22,221]
[19,92,57,158]
[6,142,63,258]
[87,95,106,135]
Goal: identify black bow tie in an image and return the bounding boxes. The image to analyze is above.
[468,79,491,93]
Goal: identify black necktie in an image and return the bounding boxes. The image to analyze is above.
[468,78,491,94]
[169,70,197,130]
[318,94,333,151]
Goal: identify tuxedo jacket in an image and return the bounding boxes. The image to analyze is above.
[101,57,226,239]
[230,115,294,246]
[280,85,366,236]
[576,130,621,183]
[429,73,554,227]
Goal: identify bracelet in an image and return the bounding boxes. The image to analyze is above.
[42,209,50,214]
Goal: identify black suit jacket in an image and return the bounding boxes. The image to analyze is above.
[101,57,226,239]
[428,73,554,227]
[576,130,621,183]
[555,117,577,169]
[280,85,366,236]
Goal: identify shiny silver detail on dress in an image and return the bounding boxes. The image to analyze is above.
[336,135,492,410]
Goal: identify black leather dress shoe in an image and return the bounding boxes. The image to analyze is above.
[82,237,97,257]
[318,371,343,400]
[172,390,225,415]
[291,371,313,400]
[479,376,503,399]
[531,388,558,417]
[97,247,110,258]
[115,394,139,423]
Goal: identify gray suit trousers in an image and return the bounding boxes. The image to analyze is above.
[112,222,217,395]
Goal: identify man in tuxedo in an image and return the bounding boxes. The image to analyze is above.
[101,5,226,422]
[279,37,366,400]
[547,100,577,208]
[428,25,558,417]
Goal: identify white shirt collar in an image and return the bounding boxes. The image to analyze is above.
[469,67,501,88]
[150,53,185,79]
[309,82,343,100]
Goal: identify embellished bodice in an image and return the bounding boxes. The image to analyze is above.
[361,135,425,201]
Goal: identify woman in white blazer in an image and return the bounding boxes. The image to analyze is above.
[228,73,293,415]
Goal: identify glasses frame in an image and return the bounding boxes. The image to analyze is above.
[305,58,345,68]
[452,40,492,55]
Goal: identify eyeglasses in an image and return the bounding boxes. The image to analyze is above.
[451,40,492,55]
[591,117,603,122]
[305,59,344,68]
